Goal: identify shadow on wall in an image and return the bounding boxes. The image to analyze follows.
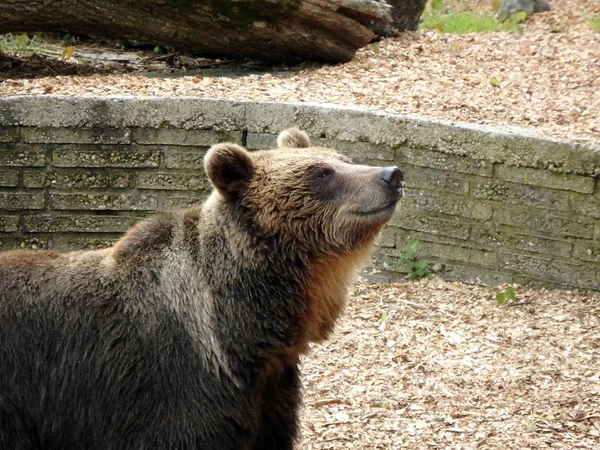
[0,96,598,290]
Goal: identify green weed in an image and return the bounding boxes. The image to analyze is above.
[430,0,444,11]
[0,33,48,55]
[397,240,433,280]
[590,15,600,33]
[495,286,517,305]
[420,0,523,33]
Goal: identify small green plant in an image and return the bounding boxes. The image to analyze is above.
[379,311,388,324]
[430,0,444,11]
[590,15,600,33]
[0,33,47,55]
[495,286,517,305]
[504,10,528,24]
[397,240,433,280]
[420,0,524,33]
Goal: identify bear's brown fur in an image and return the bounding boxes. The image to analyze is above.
[0,128,402,450]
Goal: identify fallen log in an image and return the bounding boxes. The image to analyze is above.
[0,0,425,63]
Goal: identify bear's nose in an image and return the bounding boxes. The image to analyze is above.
[379,166,403,197]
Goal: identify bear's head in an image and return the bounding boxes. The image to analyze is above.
[205,129,403,346]
[204,128,402,257]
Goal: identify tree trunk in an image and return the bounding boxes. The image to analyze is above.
[0,0,419,63]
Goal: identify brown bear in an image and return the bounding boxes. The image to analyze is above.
[0,129,403,450]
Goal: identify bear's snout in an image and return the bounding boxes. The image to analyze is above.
[379,166,403,198]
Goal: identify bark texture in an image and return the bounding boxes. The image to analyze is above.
[0,0,424,63]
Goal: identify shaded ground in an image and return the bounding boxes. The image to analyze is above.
[1,0,599,143]
[300,279,600,449]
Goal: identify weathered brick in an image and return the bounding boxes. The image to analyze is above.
[50,193,156,211]
[133,129,242,146]
[573,240,600,264]
[23,215,138,233]
[397,146,492,177]
[377,227,396,248]
[21,127,131,145]
[246,133,394,165]
[399,190,493,221]
[440,264,514,286]
[52,145,160,168]
[0,97,246,130]
[496,165,595,194]
[395,118,600,178]
[499,252,548,278]
[0,192,45,210]
[394,234,497,268]
[402,165,469,196]
[0,236,16,250]
[14,236,50,250]
[473,180,569,211]
[313,138,395,162]
[390,209,471,240]
[23,170,130,189]
[495,207,594,239]
[0,144,46,166]
[499,252,600,289]
[371,250,406,274]
[136,172,208,191]
[163,148,208,169]
[51,235,120,252]
[0,169,19,187]
[290,104,408,146]
[246,133,396,162]
[244,103,303,136]
[470,225,573,258]
[510,276,572,290]
[497,136,600,178]
[569,193,600,219]
[246,133,277,150]
[373,249,511,285]
[0,127,19,143]
[361,271,393,285]
[0,216,19,232]
[160,195,208,210]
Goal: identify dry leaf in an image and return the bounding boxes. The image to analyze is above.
[60,46,75,61]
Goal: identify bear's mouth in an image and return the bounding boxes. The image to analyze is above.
[353,200,398,217]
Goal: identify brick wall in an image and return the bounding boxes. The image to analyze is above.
[1,96,599,290]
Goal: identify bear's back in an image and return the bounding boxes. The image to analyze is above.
[0,209,256,449]
[0,287,252,450]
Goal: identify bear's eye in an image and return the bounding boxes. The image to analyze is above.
[316,167,334,180]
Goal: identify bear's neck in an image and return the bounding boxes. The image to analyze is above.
[198,200,371,366]
[297,243,373,352]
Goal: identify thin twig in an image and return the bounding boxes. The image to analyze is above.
[506,301,533,307]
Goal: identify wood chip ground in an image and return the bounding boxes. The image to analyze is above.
[1,0,599,143]
[300,279,600,449]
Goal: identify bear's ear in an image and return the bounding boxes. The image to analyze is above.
[277,128,310,149]
[205,143,255,198]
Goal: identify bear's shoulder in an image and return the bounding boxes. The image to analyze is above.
[112,212,179,263]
